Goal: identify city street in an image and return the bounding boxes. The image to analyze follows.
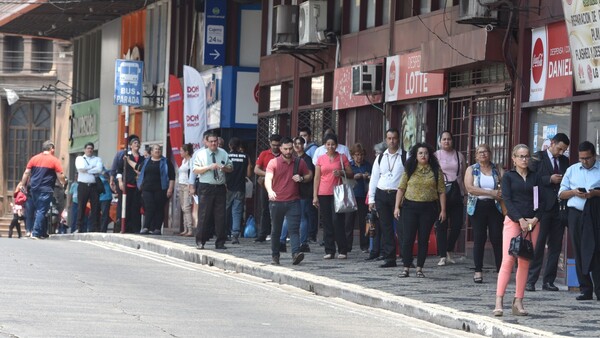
[0,239,480,338]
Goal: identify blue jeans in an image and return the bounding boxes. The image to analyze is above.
[270,200,301,256]
[31,190,52,237]
[280,199,310,245]
[25,193,35,233]
[70,203,89,233]
[226,190,245,237]
[100,200,111,232]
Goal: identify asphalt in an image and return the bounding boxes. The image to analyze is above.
[47,232,600,338]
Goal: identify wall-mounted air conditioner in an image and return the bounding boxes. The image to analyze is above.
[141,82,156,108]
[457,0,498,25]
[352,64,382,95]
[272,4,298,49]
[299,0,327,45]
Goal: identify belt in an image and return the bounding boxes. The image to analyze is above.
[198,182,225,187]
[79,182,95,187]
[377,188,397,194]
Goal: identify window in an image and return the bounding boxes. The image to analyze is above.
[3,36,23,72]
[31,38,53,73]
[349,0,360,33]
[367,0,376,28]
[311,76,324,104]
[269,85,281,111]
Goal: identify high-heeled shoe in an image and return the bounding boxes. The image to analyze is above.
[512,298,528,316]
[473,273,483,284]
[492,309,503,317]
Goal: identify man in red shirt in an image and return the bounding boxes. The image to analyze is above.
[253,134,281,242]
[265,137,312,265]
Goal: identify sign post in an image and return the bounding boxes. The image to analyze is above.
[114,59,143,233]
[203,0,226,66]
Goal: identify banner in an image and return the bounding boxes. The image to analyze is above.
[529,22,573,101]
[562,0,600,91]
[183,65,206,150]
[385,51,445,102]
[168,75,184,165]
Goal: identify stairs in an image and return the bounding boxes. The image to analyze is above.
[0,215,16,237]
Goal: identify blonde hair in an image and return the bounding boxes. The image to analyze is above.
[511,144,529,157]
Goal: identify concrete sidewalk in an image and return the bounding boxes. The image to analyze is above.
[52,233,597,337]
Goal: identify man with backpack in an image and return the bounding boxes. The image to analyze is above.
[368,128,406,268]
[299,127,318,158]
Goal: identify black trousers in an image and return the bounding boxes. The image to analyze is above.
[527,204,565,285]
[124,186,142,233]
[142,189,167,232]
[344,200,369,251]
[401,200,437,268]
[258,187,272,239]
[318,195,348,255]
[469,199,503,273]
[77,182,100,232]
[375,189,398,262]
[436,198,464,257]
[9,213,23,238]
[196,183,227,248]
[569,208,600,297]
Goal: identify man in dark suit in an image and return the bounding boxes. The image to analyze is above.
[526,133,570,292]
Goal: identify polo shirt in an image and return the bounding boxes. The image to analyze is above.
[27,152,63,193]
[256,149,279,169]
[266,156,308,202]
[316,153,351,196]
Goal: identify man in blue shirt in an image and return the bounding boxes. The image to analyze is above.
[559,141,600,300]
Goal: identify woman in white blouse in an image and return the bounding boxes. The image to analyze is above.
[178,144,194,236]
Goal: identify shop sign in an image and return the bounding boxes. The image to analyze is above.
[69,99,99,153]
[530,22,573,101]
[562,0,600,91]
[385,51,445,102]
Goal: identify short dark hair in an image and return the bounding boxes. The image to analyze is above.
[293,136,305,145]
[299,127,312,136]
[579,141,596,155]
[552,133,570,146]
[206,131,219,140]
[269,134,282,142]
[280,136,293,145]
[229,137,241,151]
[386,128,400,138]
[128,134,140,144]
[84,142,95,149]
[42,140,55,151]
[439,130,453,142]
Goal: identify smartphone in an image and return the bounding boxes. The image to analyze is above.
[578,187,587,193]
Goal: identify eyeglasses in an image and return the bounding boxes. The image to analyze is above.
[477,150,489,155]
[514,155,530,160]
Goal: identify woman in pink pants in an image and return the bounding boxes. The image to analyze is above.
[494,144,542,317]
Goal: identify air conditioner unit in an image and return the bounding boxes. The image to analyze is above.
[457,0,498,25]
[352,64,382,95]
[299,0,327,45]
[272,5,298,49]
[155,82,165,108]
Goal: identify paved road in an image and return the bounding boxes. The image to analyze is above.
[0,239,481,338]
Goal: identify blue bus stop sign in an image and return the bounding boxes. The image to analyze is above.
[114,59,144,106]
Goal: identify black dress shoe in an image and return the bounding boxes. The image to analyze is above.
[525,283,535,292]
[254,236,266,243]
[576,294,593,300]
[380,260,397,268]
[215,245,227,250]
[364,253,380,261]
[375,256,385,261]
[542,283,559,291]
[195,237,205,249]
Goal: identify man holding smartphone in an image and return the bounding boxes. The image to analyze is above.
[559,141,600,300]
[526,133,570,292]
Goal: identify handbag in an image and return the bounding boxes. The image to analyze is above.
[443,151,462,204]
[95,176,106,194]
[508,230,534,260]
[333,155,357,213]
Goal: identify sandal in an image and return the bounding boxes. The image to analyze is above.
[416,270,425,278]
[398,269,409,278]
[474,273,483,284]
[493,309,503,317]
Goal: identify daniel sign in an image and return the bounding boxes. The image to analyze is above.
[385,51,445,102]
[529,22,573,101]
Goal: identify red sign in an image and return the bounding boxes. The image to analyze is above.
[333,61,383,110]
[385,51,445,102]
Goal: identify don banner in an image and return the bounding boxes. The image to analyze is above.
[183,65,206,150]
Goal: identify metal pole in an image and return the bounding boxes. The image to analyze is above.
[120,105,129,233]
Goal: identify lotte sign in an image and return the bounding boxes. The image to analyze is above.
[385,51,445,102]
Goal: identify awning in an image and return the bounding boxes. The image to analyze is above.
[0,0,158,40]
[421,28,516,73]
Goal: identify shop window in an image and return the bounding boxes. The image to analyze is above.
[31,38,53,73]
[449,65,509,88]
[349,0,360,33]
[367,0,375,28]
[3,36,24,72]
[311,76,324,104]
[269,85,281,111]
[529,106,571,156]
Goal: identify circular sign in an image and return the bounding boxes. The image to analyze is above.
[531,38,544,84]
[389,60,396,92]
[254,83,259,103]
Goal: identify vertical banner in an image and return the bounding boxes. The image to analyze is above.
[183,65,206,150]
[168,74,184,165]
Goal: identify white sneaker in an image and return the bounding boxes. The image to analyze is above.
[437,257,447,266]
[446,253,456,264]
[266,235,271,241]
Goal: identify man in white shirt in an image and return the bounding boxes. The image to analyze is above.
[75,142,104,232]
[368,128,406,268]
[311,128,352,165]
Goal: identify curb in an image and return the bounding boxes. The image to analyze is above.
[53,233,562,338]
